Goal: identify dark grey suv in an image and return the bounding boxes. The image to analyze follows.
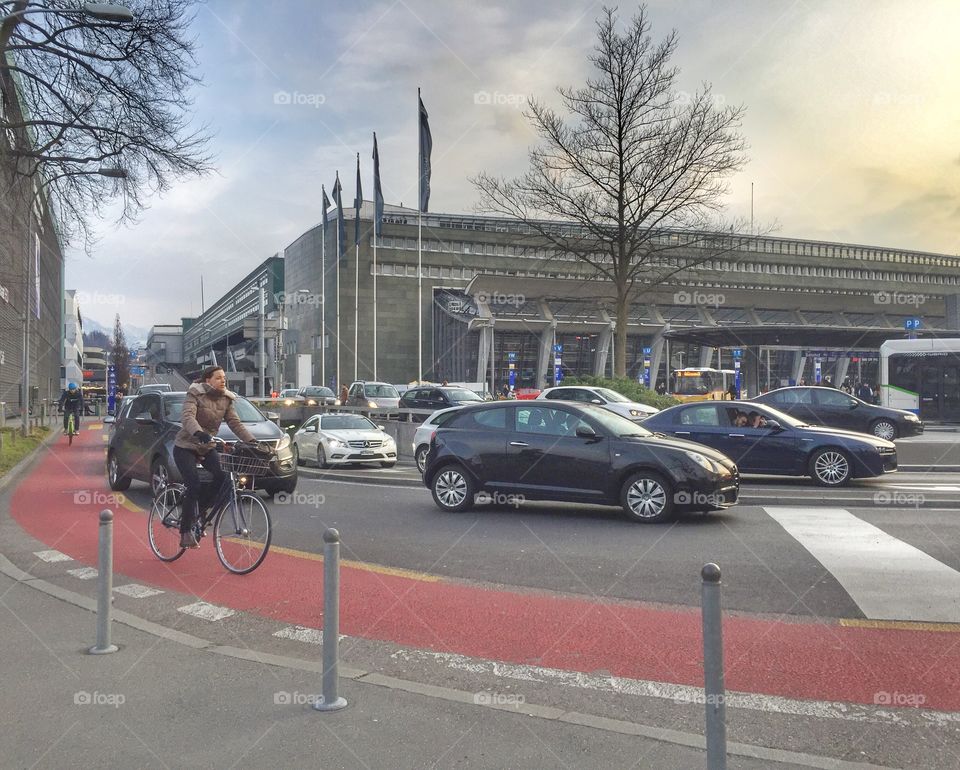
[105,391,298,497]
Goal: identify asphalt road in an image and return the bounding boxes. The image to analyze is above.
[119,470,960,619]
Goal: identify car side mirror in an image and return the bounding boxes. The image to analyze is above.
[134,415,155,425]
[265,411,280,421]
[576,424,598,439]
[590,398,603,405]
[849,402,859,409]
[304,424,317,433]
[765,420,783,432]
[378,425,385,431]
[103,415,115,424]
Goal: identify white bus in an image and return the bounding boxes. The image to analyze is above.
[879,338,960,421]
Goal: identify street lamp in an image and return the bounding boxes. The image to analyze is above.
[21,165,127,435]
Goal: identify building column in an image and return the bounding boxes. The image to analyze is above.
[594,310,613,377]
[946,295,960,329]
[743,346,761,399]
[537,323,556,389]
[791,352,806,385]
[699,346,715,368]
[649,332,665,390]
[835,357,851,388]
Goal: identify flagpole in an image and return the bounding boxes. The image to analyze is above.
[417,89,423,383]
[320,204,326,388]
[354,154,360,382]
[336,186,341,394]
[373,212,378,381]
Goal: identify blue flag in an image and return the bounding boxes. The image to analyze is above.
[321,184,331,237]
[372,132,384,237]
[354,153,363,244]
[333,173,345,260]
[418,92,432,212]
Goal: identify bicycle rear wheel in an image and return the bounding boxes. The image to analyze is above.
[214,493,271,574]
[148,486,186,562]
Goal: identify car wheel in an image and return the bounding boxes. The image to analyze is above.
[317,445,331,469]
[415,444,429,473]
[810,448,851,486]
[380,461,396,468]
[292,443,302,466]
[620,471,673,523]
[107,452,131,491]
[150,457,172,496]
[430,464,475,512]
[870,419,898,441]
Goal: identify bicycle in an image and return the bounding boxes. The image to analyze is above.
[65,410,80,445]
[147,439,275,574]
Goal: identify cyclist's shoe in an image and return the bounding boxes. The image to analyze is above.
[180,531,199,549]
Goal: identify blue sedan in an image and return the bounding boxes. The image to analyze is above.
[642,401,897,486]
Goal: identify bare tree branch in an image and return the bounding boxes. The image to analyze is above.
[472,5,752,376]
[0,0,214,251]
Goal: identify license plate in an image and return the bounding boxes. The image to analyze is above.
[361,450,375,456]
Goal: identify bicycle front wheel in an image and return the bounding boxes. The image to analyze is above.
[148,486,186,562]
[214,493,271,574]
[67,416,75,445]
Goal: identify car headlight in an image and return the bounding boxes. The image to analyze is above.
[329,438,347,448]
[682,450,717,472]
[276,434,291,451]
[307,399,317,406]
[334,399,341,405]
[904,413,919,421]
[367,401,377,408]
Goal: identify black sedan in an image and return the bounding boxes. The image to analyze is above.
[400,386,484,411]
[105,391,298,497]
[751,386,923,440]
[642,401,897,486]
[423,401,739,523]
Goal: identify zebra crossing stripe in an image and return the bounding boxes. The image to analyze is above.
[764,507,960,623]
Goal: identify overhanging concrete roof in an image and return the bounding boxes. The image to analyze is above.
[661,325,941,348]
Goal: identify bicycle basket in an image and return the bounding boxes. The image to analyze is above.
[219,445,273,476]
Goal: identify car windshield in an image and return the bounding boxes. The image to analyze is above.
[302,387,334,397]
[579,404,653,437]
[364,384,399,398]
[595,387,630,403]
[445,388,483,402]
[164,394,266,423]
[320,414,377,431]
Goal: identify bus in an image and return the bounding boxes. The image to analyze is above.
[879,338,960,421]
[670,367,736,402]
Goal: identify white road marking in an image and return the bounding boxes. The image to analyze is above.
[274,625,324,644]
[888,484,960,492]
[66,567,98,580]
[33,550,72,563]
[177,601,236,622]
[764,507,960,623]
[114,584,164,599]
[392,649,960,727]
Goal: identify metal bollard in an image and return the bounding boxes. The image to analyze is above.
[701,563,727,770]
[89,510,118,654]
[313,528,347,711]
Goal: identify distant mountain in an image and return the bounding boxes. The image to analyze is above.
[82,315,149,350]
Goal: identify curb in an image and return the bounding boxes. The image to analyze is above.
[0,552,890,770]
[0,422,61,496]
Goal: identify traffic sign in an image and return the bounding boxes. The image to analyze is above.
[553,344,563,353]
[905,318,923,330]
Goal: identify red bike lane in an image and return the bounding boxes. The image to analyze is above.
[10,427,960,711]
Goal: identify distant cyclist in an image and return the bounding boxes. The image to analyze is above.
[173,366,257,549]
[57,383,84,434]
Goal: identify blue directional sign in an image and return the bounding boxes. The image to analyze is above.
[732,348,742,359]
[553,344,563,354]
[904,318,923,330]
[107,365,117,411]
[642,347,652,355]
[507,351,517,362]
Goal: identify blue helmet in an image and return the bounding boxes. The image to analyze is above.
[68,382,78,391]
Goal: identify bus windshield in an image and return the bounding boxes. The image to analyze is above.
[672,371,716,396]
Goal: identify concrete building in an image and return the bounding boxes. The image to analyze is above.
[278,203,960,394]
[180,256,284,396]
[145,324,184,373]
[62,290,83,389]
[82,346,107,393]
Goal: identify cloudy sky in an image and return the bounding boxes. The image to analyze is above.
[68,0,960,332]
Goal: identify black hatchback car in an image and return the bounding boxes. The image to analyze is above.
[642,401,897,486]
[751,386,923,440]
[423,401,739,523]
[105,391,298,497]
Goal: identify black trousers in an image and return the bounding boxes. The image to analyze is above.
[62,409,80,432]
[173,446,225,534]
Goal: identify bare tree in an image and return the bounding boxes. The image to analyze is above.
[111,312,130,393]
[0,0,213,248]
[472,5,749,377]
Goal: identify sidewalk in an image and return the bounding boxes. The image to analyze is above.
[0,570,805,770]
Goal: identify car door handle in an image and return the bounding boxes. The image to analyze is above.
[728,433,745,437]
[509,441,529,447]
[675,431,691,436]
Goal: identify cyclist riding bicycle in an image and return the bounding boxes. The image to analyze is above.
[173,366,258,549]
[57,382,84,433]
